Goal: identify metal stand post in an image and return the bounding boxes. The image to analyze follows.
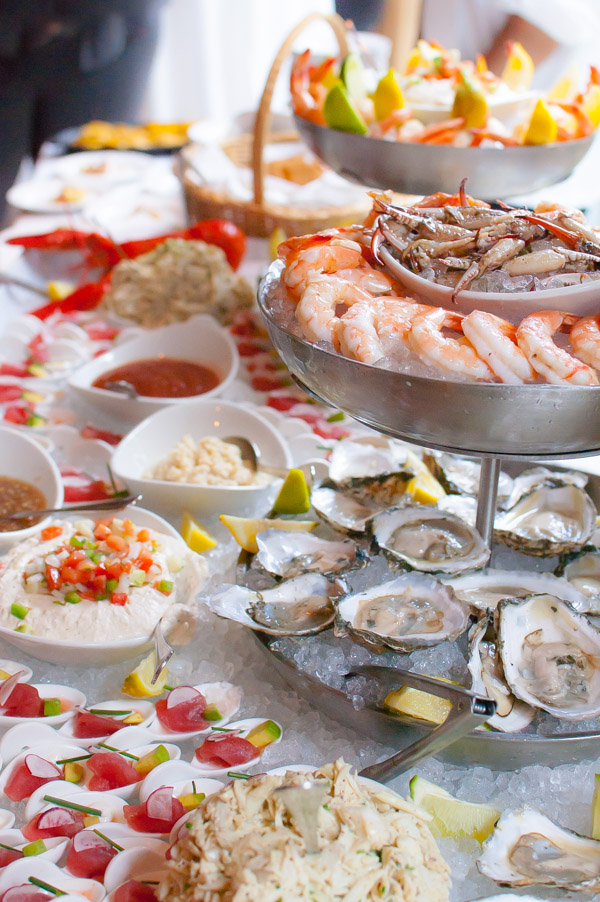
[475,456,501,549]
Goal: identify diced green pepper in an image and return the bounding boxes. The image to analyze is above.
[129,569,146,587]
[14,623,33,634]
[64,591,82,605]
[11,602,29,620]
[69,536,85,548]
[43,699,61,717]
[106,578,119,594]
[23,840,47,856]
[157,580,173,595]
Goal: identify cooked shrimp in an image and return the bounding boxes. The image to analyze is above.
[281,239,367,298]
[462,310,537,384]
[569,314,600,369]
[337,297,419,363]
[334,267,396,295]
[295,276,373,346]
[408,307,493,381]
[516,310,599,385]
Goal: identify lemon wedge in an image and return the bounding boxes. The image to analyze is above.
[323,82,367,134]
[122,651,169,698]
[410,775,501,842]
[523,98,558,145]
[384,686,452,725]
[451,72,488,128]
[373,68,404,121]
[592,774,600,839]
[582,83,600,128]
[47,280,75,301]
[269,227,287,262]
[220,514,316,553]
[547,63,579,103]
[340,52,366,101]
[271,469,310,515]
[501,41,534,91]
[0,670,11,681]
[181,510,217,553]
[404,451,446,505]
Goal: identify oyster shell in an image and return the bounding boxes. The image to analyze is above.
[561,551,600,613]
[478,807,600,890]
[371,505,489,574]
[335,573,470,652]
[206,573,343,636]
[503,466,589,510]
[311,482,378,535]
[328,436,412,484]
[424,451,514,504]
[498,593,600,719]
[494,484,596,557]
[468,613,535,733]
[255,529,364,579]
[445,568,589,614]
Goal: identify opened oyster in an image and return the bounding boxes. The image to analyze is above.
[503,466,589,510]
[498,594,600,719]
[328,436,412,484]
[311,482,379,535]
[494,484,596,556]
[206,573,343,636]
[478,807,600,890]
[561,551,600,613]
[255,529,364,579]
[335,573,470,652]
[445,569,589,614]
[468,614,535,733]
[424,451,514,505]
[371,506,489,574]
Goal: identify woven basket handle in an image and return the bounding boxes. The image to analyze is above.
[252,12,350,207]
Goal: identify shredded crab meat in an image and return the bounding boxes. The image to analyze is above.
[160,759,450,902]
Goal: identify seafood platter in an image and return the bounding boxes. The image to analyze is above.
[291,35,599,196]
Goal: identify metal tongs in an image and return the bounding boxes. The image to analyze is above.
[349,665,496,782]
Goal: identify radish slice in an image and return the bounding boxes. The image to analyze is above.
[166,686,201,709]
[0,671,28,706]
[71,830,108,851]
[38,807,82,830]
[24,754,61,778]
[146,787,176,821]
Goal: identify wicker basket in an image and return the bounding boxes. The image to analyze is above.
[178,12,372,237]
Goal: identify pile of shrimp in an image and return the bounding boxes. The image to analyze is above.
[277,227,600,386]
[371,191,600,298]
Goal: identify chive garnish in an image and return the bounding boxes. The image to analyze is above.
[28,878,65,896]
[56,753,92,765]
[140,882,159,886]
[210,726,234,733]
[97,742,139,760]
[89,709,132,716]
[43,795,101,816]
[227,772,251,779]
[93,829,124,851]
[192,780,197,793]
[0,842,14,851]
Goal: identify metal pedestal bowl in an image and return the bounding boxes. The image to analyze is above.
[295,116,594,199]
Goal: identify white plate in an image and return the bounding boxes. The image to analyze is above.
[111,399,292,517]
[0,857,104,902]
[6,178,91,214]
[139,760,223,803]
[68,315,239,424]
[38,150,156,187]
[104,846,169,894]
[147,682,241,742]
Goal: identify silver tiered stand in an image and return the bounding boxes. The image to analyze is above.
[255,262,600,778]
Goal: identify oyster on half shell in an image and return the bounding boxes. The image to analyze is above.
[494,484,596,557]
[424,451,514,505]
[371,505,489,574]
[478,807,600,890]
[206,573,343,636]
[498,593,600,719]
[503,466,589,511]
[445,569,589,614]
[255,529,364,579]
[561,551,600,613]
[335,573,470,652]
[311,482,379,535]
[468,614,535,733]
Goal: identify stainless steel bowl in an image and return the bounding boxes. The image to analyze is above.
[295,116,594,199]
[258,262,600,459]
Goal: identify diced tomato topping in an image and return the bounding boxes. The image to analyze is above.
[156,687,208,733]
[66,549,86,566]
[41,525,62,542]
[94,523,112,540]
[106,534,127,553]
[110,592,128,606]
[105,560,123,579]
[113,880,158,902]
[22,806,86,841]
[81,425,122,445]
[60,566,79,584]
[86,752,139,791]
[121,518,135,536]
[194,735,257,768]
[72,710,124,738]
[136,529,150,542]
[65,829,118,880]
[45,564,60,590]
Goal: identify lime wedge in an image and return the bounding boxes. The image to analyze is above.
[323,83,367,134]
[340,52,366,101]
[271,468,310,515]
[410,775,500,842]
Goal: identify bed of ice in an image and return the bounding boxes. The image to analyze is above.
[3,514,598,902]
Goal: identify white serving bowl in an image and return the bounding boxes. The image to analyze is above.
[0,427,63,550]
[68,315,239,424]
[110,399,293,516]
[0,504,187,666]
[387,253,600,323]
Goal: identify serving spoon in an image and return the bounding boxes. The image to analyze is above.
[274,779,328,853]
[222,436,289,478]
[5,493,142,521]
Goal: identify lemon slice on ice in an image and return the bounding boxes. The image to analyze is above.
[220,514,316,553]
[181,510,217,552]
[122,651,169,698]
[410,776,500,842]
